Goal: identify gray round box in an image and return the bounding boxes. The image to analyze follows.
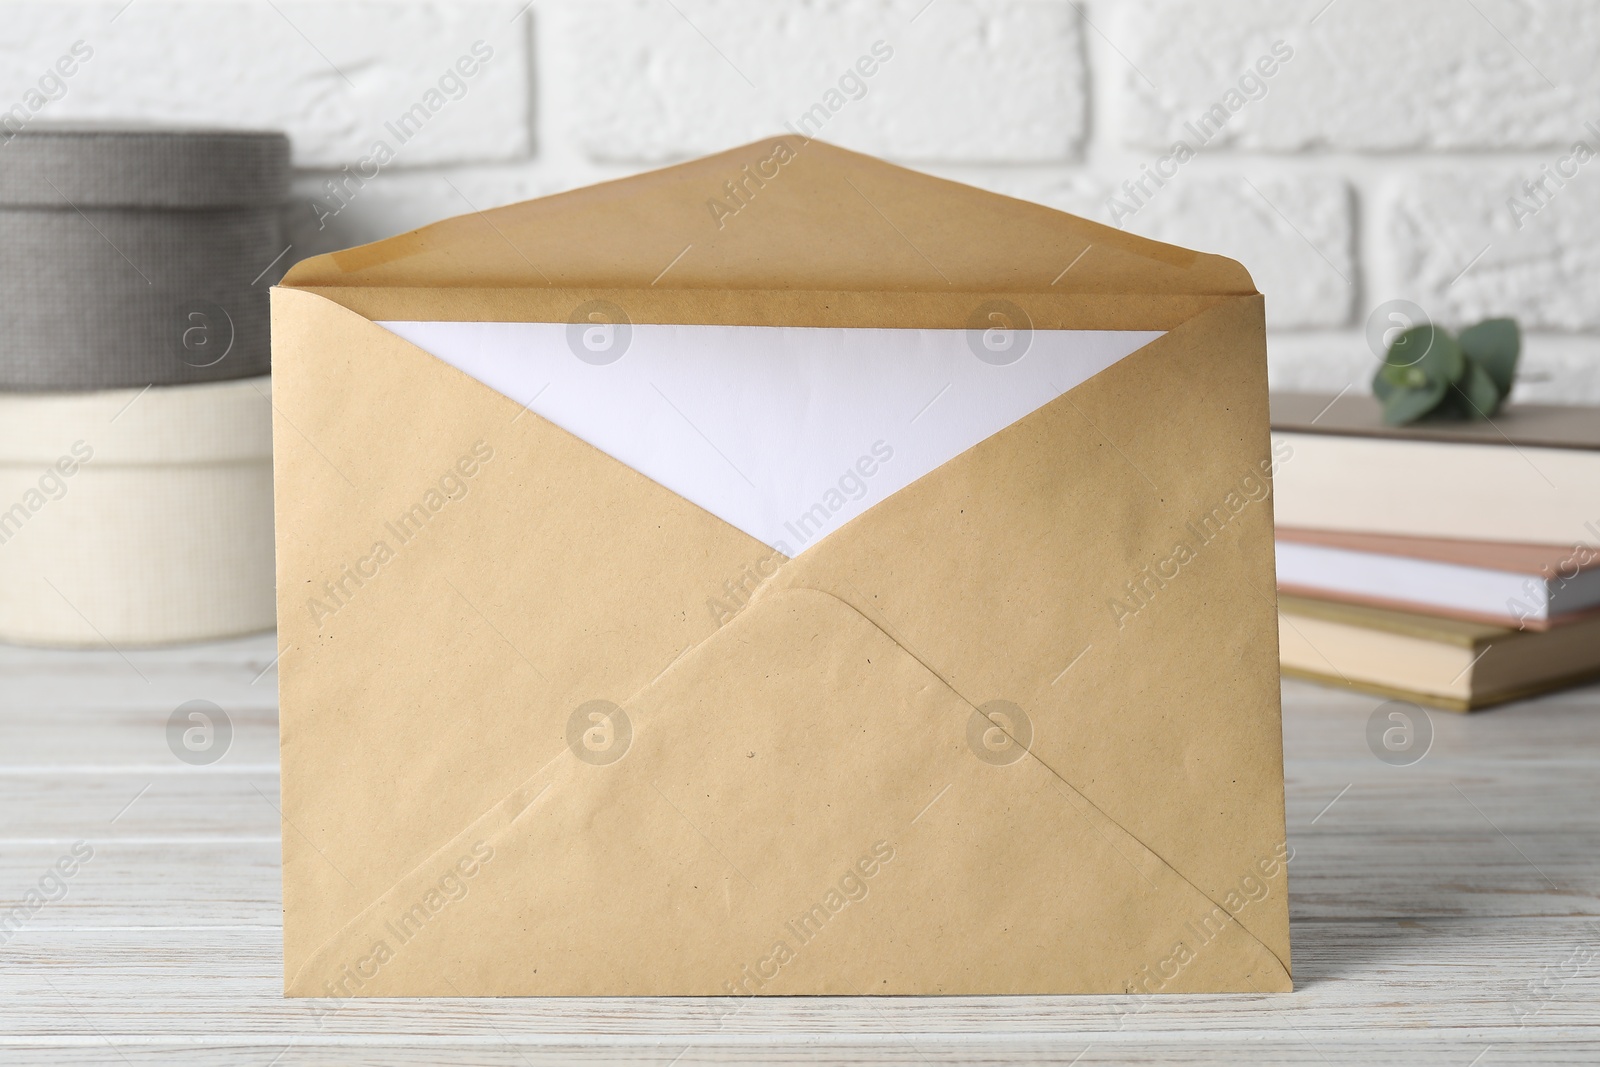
[0,125,289,390]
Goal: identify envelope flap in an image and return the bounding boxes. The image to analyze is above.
[280,137,1254,312]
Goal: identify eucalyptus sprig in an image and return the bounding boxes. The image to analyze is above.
[1372,317,1521,426]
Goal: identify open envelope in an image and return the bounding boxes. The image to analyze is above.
[270,138,1291,997]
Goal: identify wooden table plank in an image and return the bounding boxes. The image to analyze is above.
[1,1041,1597,1066]
[0,636,1596,1063]
[2,919,1597,1035]
[0,772,282,839]
[0,841,280,929]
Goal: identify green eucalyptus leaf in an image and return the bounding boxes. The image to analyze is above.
[1454,359,1505,418]
[1372,371,1395,402]
[1378,359,1438,392]
[1386,324,1463,383]
[1383,324,1436,368]
[1419,330,1464,384]
[1459,317,1520,396]
[1381,379,1448,426]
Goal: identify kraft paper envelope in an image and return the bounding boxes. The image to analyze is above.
[271,137,1291,997]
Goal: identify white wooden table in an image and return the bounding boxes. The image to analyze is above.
[2,634,1596,1064]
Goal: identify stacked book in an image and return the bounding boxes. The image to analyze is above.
[1271,392,1600,710]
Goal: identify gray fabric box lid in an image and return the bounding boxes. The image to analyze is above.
[0,124,290,390]
[0,124,289,208]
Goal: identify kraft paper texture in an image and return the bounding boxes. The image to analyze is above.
[271,138,1289,997]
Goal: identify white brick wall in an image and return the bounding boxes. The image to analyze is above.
[8,0,1598,400]
[557,0,1085,162]
[1387,169,1600,332]
[1115,0,1600,151]
[0,1,532,166]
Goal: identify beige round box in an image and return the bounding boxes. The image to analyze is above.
[0,377,274,646]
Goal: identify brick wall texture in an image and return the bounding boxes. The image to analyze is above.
[5,0,1596,399]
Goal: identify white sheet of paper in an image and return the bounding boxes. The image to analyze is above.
[379,321,1163,555]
